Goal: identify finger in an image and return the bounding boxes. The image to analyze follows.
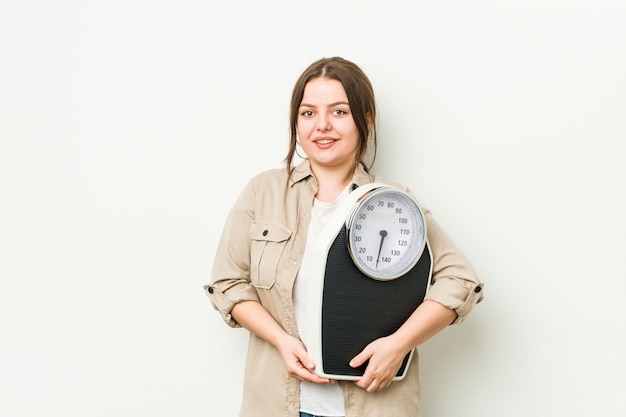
[287,357,332,384]
[355,372,374,390]
[377,378,392,392]
[292,349,316,371]
[303,357,316,371]
[349,349,371,368]
[369,376,392,393]
[358,367,392,392]
[296,368,333,384]
[362,377,380,393]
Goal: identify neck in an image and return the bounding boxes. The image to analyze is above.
[312,162,354,202]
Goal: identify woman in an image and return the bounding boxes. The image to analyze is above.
[204,57,484,417]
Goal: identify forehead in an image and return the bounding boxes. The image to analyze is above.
[301,77,348,104]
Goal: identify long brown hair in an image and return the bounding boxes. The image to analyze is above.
[284,57,378,176]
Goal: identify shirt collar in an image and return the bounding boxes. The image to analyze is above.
[289,159,374,188]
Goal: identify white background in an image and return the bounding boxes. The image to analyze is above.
[1,0,625,416]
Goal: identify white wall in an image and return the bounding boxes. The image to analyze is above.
[1,0,625,416]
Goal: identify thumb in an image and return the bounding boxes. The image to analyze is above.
[349,348,372,368]
[296,350,316,370]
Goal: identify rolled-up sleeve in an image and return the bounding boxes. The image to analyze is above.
[204,181,261,328]
[203,280,260,328]
[422,208,484,324]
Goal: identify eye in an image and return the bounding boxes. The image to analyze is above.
[300,110,314,117]
[333,108,349,116]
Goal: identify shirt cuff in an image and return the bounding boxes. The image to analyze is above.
[203,282,261,328]
[424,276,484,324]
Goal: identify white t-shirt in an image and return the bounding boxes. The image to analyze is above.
[293,188,349,417]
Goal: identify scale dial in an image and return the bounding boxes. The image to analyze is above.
[346,186,427,280]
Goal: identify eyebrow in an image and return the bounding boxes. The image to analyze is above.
[299,101,350,108]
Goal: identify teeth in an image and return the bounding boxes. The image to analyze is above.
[317,139,334,144]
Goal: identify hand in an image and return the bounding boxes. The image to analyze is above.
[275,334,334,384]
[349,335,408,392]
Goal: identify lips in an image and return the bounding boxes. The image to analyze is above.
[314,136,337,145]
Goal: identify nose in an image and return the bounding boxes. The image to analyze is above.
[317,114,331,131]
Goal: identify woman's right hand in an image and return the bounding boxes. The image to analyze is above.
[275,333,334,384]
[231,301,333,384]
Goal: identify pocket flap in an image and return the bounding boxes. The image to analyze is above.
[250,222,292,243]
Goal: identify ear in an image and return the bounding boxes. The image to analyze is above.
[365,112,373,130]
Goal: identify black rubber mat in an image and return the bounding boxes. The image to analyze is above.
[321,225,431,377]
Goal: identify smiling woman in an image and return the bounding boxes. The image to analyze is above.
[203,57,484,417]
[297,78,364,191]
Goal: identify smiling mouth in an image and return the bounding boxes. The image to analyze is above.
[315,139,336,144]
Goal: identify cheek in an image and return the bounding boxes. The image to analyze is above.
[337,120,360,139]
[297,120,314,136]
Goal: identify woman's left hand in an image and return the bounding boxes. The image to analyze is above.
[349,335,408,392]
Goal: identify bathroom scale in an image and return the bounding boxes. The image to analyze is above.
[305,183,432,381]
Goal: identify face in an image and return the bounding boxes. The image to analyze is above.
[297,77,360,172]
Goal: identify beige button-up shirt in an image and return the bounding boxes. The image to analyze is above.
[204,160,484,417]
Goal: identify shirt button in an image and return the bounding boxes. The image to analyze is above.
[474,285,482,293]
[262,230,268,236]
[208,286,214,294]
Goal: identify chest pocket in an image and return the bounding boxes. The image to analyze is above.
[250,222,292,290]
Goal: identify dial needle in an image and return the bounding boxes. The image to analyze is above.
[376,230,387,268]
